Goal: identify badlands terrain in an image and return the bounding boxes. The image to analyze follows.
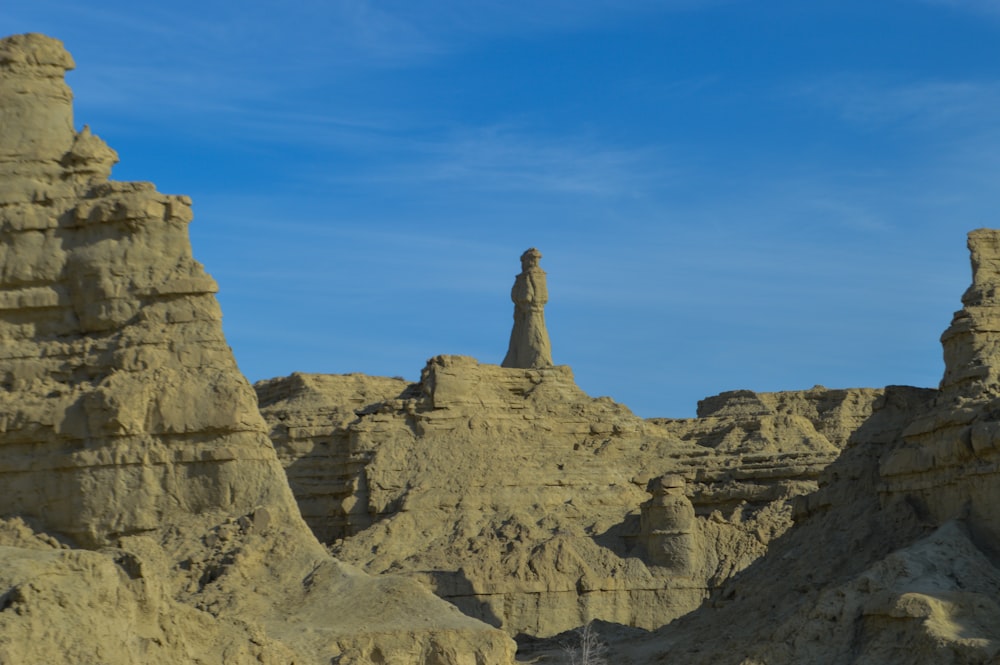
[3,32,1000,664]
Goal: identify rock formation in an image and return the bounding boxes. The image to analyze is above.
[880,227,1000,568]
[603,229,1000,664]
[7,30,1000,665]
[639,475,698,573]
[0,33,513,664]
[0,30,294,550]
[939,228,1000,402]
[256,372,410,542]
[258,356,932,639]
[501,247,553,368]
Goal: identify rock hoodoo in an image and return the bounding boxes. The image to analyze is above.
[640,475,698,573]
[939,227,1000,402]
[883,226,1000,552]
[501,247,553,368]
[0,33,513,665]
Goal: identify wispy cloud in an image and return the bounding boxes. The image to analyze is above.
[325,125,675,198]
[793,75,1000,236]
[6,1,442,118]
[385,0,730,38]
[797,76,1000,133]
[28,0,441,67]
[7,0,734,118]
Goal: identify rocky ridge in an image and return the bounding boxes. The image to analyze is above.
[3,29,1000,665]
[258,356,933,639]
[0,33,513,664]
[606,229,1000,664]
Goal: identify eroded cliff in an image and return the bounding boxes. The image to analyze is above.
[607,229,1000,665]
[258,355,932,639]
[5,30,1000,665]
[0,33,514,665]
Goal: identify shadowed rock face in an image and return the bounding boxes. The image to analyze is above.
[940,228,1000,401]
[0,33,514,665]
[255,372,411,543]
[884,227,1000,549]
[607,230,1000,665]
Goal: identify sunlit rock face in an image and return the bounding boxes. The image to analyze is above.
[0,33,516,665]
[259,353,929,638]
[0,33,298,547]
[502,247,554,369]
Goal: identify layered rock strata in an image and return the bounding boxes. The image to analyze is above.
[0,31,293,549]
[256,372,410,543]
[0,33,513,664]
[258,356,932,638]
[609,229,1000,664]
[883,228,1000,546]
[639,475,698,573]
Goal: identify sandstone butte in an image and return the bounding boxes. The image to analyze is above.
[2,32,1000,665]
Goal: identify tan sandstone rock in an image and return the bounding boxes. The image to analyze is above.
[256,372,411,543]
[640,475,699,573]
[9,30,996,665]
[0,33,513,665]
[883,227,1000,569]
[501,247,553,369]
[257,354,930,639]
[607,229,1000,665]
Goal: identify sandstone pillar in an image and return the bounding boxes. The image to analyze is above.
[939,228,1000,401]
[502,247,554,368]
[640,475,698,574]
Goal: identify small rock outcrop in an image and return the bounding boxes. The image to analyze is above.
[501,247,553,368]
[640,475,698,573]
[0,33,514,665]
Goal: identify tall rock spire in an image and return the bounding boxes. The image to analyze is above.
[939,228,1000,401]
[502,247,554,368]
[883,228,1000,546]
[0,33,299,547]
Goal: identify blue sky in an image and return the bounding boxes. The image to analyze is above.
[3,1,997,416]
